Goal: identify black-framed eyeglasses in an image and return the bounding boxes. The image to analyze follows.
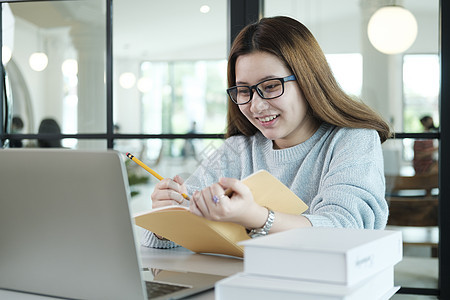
[226,75,296,105]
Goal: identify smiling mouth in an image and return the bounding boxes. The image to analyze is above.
[257,115,279,123]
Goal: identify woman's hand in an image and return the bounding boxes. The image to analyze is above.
[189,177,268,229]
[151,175,189,209]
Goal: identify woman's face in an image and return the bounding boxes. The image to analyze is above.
[235,51,318,149]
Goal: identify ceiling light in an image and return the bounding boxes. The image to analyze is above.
[2,46,12,64]
[119,72,136,89]
[61,59,78,77]
[367,6,418,55]
[200,5,210,13]
[137,77,152,93]
[29,52,48,71]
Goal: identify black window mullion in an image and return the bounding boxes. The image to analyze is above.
[106,0,113,148]
[439,0,449,298]
[228,0,262,51]
[0,5,4,147]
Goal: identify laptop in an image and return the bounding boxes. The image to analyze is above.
[0,149,224,300]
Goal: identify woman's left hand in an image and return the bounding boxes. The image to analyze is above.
[189,177,268,229]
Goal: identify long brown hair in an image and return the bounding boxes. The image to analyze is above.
[226,16,391,143]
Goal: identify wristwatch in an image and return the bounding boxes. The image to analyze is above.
[248,208,275,238]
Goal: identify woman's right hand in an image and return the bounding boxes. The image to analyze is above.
[151,175,189,209]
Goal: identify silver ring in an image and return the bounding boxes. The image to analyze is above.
[212,195,220,205]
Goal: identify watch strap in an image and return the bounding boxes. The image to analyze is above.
[248,208,275,238]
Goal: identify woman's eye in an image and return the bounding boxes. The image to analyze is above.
[264,82,281,91]
[237,88,250,96]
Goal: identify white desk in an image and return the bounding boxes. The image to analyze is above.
[139,246,243,276]
[140,246,243,299]
[0,246,438,299]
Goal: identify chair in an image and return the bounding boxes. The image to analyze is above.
[385,173,439,198]
[385,173,439,257]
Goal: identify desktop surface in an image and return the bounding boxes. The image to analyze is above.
[0,245,438,299]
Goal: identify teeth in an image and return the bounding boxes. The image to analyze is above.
[259,115,278,122]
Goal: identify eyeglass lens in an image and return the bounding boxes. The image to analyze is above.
[229,78,284,104]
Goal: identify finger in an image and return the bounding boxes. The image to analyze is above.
[152,199,182,209]
[170,191,185,204]
[195,189,212,216]
[205,185,223,209]
[154,179,186,204]
[219,177,250,198]
[151,189,185,207]
[173,175,190,200]
[208,184,228,206]
[189,192,203,216]
[173,175,185,185]
[160,178,183,193]
[152,188,184,202]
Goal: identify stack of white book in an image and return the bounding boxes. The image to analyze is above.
[216,227,402,300]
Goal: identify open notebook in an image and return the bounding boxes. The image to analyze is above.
[135,170,309,257]
[0,149,224,300]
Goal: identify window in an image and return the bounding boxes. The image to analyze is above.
[403,54,440,132]
[326,53,362,97]
[139,60,228,135]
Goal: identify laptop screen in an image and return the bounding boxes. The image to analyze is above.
[0,149,147,299]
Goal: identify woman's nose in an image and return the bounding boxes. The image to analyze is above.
[250,92,269,113]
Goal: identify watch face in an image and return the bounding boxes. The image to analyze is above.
[249,232,262,238]
[248,229,267,239]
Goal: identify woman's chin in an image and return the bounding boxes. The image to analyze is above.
[259,129,281,141]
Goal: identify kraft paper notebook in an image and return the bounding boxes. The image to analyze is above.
[134,170,308,258]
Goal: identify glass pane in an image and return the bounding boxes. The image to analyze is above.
[3,1,107,135]
[264,0,439,133]
[403,55,440,132]
[325,53,362,97]
[383,138,439,178]
[383,138,439,291]
[113,0,228,134]
[265,0,440,292]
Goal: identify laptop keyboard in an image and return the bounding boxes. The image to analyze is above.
[145,281,190,299]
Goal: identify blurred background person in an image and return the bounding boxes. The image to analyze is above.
[413,115,439,175]
[37,118,62,148]
[10,116,24,148]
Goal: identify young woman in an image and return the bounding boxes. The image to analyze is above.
[143,16,391,248]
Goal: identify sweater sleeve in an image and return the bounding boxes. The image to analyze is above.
[141,230,180,249]
[141,136,246,249]
[303,129,388,230]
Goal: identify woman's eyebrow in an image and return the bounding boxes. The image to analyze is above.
[235,75,278,86]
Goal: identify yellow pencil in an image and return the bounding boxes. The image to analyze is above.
[126,152,190,200]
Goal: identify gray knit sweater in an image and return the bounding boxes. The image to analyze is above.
[142,122,388,248]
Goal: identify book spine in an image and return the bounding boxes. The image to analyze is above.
[243,247,345,284]
[346,232,402,285]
